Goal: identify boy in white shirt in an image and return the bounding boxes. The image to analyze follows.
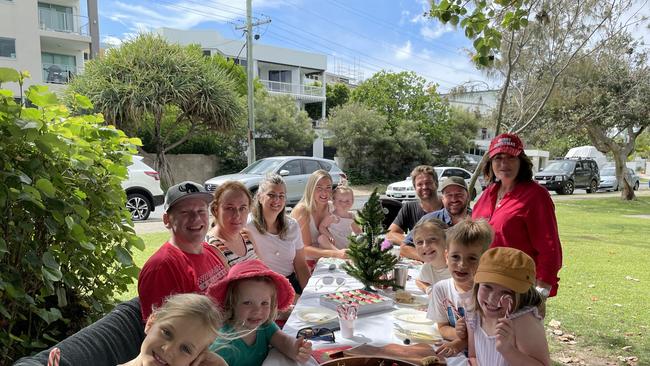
[412,218,451,294]
[426,218,493,358]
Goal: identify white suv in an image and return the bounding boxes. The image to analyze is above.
[122,156,164,220]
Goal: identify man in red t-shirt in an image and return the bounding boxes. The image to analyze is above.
[137,181,229,321]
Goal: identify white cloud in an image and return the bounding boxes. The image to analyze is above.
[395,40,413,60]
[420,23,455,40]
[101,35,123,46]
[102,0,287,35]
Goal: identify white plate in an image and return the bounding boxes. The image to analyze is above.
[394,295,428,308]
[295,307,338,324]
[393,309,434,324]
[394,323,442,344]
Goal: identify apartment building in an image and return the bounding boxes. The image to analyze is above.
[157,27,328,120]
[0,0,98,96]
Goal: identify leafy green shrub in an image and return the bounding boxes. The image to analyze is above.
[0,72,143,363]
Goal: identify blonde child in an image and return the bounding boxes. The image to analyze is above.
[120,293,227,366]
[317,186,361,250]
[207,259,312,366]
[468,247,550,366]
[412,218,451,294]
[426,219,493,358]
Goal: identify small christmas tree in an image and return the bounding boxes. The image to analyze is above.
[342,189,399,290]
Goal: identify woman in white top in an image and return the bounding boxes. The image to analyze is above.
[247,174,310,293]
[290,170,347,269]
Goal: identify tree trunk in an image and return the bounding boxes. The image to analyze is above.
[612,150,635,200]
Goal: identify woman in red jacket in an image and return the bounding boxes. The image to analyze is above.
[472,133,562,299]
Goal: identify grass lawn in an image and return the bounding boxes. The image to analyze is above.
[117,196,650,365]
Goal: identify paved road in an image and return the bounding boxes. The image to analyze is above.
[133,185,649,235]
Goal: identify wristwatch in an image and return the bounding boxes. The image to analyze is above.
[536,286,550,298]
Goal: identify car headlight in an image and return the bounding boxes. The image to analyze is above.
[554,176,564,181]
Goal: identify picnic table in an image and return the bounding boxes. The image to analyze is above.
[263,258,468,365]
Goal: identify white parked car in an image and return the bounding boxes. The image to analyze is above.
[122,156,164,221]
[385,166,482,201]
[204,156,347,206]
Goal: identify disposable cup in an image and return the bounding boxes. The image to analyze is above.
[339,317,355,338]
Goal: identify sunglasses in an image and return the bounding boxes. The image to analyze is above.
[296,327,336,342]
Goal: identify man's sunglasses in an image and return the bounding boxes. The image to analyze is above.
[296,327,336,342]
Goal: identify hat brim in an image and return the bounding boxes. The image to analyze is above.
[474,271,531,293]
[208,265,295,312]
[441,182,468,192]
[165,192,213,212]
[489,146,522,159]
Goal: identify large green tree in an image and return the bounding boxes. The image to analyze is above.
[428,0,642,191]
[68,34,243,187]
[254,91,315,158]
[327,103,432,183]
[305,82,351,120]
[544,37,650,200]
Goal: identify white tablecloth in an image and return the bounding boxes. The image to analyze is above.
[263,257,468,366]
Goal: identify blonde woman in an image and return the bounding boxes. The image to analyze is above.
[290,170,347,268]
[247,174,311,293]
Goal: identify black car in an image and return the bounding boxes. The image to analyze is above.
[534,158,600,195]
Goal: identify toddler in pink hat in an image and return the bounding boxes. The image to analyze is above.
[207,260,312,365]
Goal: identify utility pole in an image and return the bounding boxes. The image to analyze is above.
[235,0,270,165]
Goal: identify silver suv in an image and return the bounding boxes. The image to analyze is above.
[204,156,347,206]
[122,156,165,220]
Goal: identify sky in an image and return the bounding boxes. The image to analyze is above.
[93,0,493,93]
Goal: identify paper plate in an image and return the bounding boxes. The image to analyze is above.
[393,323,442,344]
[392,309,434,324]
[295,307,338,324]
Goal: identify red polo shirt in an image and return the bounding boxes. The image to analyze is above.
[472,181,562,296]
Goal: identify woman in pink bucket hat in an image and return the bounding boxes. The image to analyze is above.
[207,260,312,365]
[472,133,563,303]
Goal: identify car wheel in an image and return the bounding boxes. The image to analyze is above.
[562,181,575,195]
[614,182,619,191]
[634,181,639,191]
[586,180,598,194]
[126,193,152,221]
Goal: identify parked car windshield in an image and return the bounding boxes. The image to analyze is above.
[544,160,575,172]
[240,158,282,175]
[601,167,615,176]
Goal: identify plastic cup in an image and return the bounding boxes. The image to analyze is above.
[339,317,355,338]
[393,264,409,289]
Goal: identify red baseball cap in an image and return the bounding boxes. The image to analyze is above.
[207,259,295,312]
[488,133,524,158]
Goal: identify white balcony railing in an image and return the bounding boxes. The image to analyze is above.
[259,80,325,97]
[38,8,89,37]
[42,63,82,84]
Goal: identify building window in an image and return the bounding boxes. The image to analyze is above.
[38,2,74,33]
[202,50,211,57]
[0,38,16,58]
[42,52,77,84]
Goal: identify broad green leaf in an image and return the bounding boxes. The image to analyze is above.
[20,108,41,121]
[0,67,20,83]
[114,246,133,266]
[129,236,145,251]
[0,89,14,97]
[42,251,59,269]
[72,204,90,220]
[78,240,95,251]
[65,215,75,230]
[74,94,93,109]
[42,265,63,282]
[0,238,6,254]
[15,119,43,130]
[17,170,32,184]
[26,86,59,107]
[35,178,56,197]
[56,287,67,307]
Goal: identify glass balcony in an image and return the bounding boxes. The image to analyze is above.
[38,7,89,36]
[42,63,82,84]
[259,80,325,97]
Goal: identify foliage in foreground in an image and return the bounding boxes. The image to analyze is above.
[0,76,143,363]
